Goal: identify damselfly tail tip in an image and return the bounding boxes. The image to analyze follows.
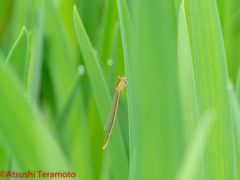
[102,144,107,149]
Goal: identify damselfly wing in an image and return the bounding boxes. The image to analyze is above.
[103,76,127,149]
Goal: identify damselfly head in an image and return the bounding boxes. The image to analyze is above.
[118,76,126,80]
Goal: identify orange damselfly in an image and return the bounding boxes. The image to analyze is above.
[103,76,127,149]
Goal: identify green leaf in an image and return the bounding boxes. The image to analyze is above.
[88,96,105,179]
[231,86,240,149]
[44,1,93,179]
[80,0,99,46]
[26,0,44,101]
[0,143,9,178]
[73,5,128,180]
[230,82,240,180]
[0,0,12,43]
[0,62,72,177]
[107,23,120,91]
[100,154,111,180]
[174,0,182,19]
[219,0,240,83]
[1,0,31,55]
[56,73,80,132]
[190,0,236,178]
[97,0,118,64]
[236,68,240,103]
[5,26,29,87]
[116,0,135,176]
[177,3,203,178]
[108,22,129,150]
[176,110,216,180]
[130,0,184,179]
[59,0,81,61]
[44,0,76,108]
[0,50,5,62]
[178,1,200,147]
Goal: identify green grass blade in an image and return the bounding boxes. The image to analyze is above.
[236,68,240,103]
[177,3,203,178]
[220,0,240,83]
[5,26,29,87]
[178,2,200,146]
[0,0,11,43]
[100,154,111,180]
[176,110,216,180]
[108,23,129,150]
[0,142,9,178]
[230,83,240,180]
[107,23,120,91]
[174,0,182,19]
[88,96,105,179]
[131,0,184,179]
[190,0,236,178]
[231,86,240,149]
[56,73,80,131]
[97,0,118,64]
[59,0,80,61]
[27,0,44,101]
[0,62,72,177]
[1,0,31,55]
[44,0,76,108]
[0,50,5,62]
[73,5,128,180]
[80,0,99,46]
[116,0,135,177]
[44,1,93,179]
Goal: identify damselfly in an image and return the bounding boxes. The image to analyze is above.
[103,76,127,149]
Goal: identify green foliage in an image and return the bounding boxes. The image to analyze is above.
[5,27,29,88]
[191,0,235,178]
[73,6,128,180]
[177,3,203,179]
[0,0,239,179]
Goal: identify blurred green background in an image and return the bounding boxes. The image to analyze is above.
[0,0,240,179]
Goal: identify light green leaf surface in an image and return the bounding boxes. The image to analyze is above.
[4,26,29,178]
[100,153,111,180]
[45,1,76,108]
[177,3,203,178]
[1,0,31,55]
[176,110,216,180]
[178,1,200,146]
[73,5,128,180]
[236,68,240,103]
[131,0,184,179]
[0,141,9,180]
[88,96,105,179]
[107,23,120,91]
[81,0,99,46]
[44,1,93,180]
[230,83,240,180]
[0,62,72,179]
[116,0,135,177]
[174,0,182,19]
[5,26,29,88]
[108,22,129,150]
[231,86,240,149]
[219,0,240,83]
[0,50,5,62]
[59,0,80,61]
[27,0,44,101]
[56,73,80,131]
[97,0,118,64]
[190,0,236,178]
